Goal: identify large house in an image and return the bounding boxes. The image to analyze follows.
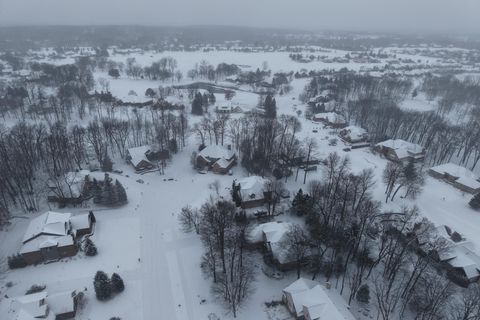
[196,145,236,174]
[283,278,356,320]
[233,176,272,209]
[20,211,95,265]
[126,145,170,171]
[374,139,425,162]
[312,112,347,129]
[10,290,80,320]
[338,126,369,148]
[428,163,480,194]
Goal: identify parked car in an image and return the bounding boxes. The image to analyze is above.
[197,169,207,174]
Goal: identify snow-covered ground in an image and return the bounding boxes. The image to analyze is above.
[2,46,480,320]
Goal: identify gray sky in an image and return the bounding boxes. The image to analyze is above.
[0,0,479,33]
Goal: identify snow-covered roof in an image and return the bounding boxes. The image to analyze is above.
[376,139,424,158]
[46,290,76,317]
[340,125,367,141]
[213,158,235,169]
[128,145,152,167]
[314,112,347,124]
[70,213,91,230]
[23,211,71,243]
[284,279,355,320]
[247,221,291,243]
[236,176,269,201]
[439,242,480,280]
[198,145,234,161]
[12,292,48,320]
[20,235,74,254]
[430,163,480,190]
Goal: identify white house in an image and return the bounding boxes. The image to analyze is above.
[283,278,356,320]
[313,112,347,128]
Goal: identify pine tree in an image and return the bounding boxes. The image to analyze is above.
[202,93,209,112]
[264,94,276,118]
[356,284,370,304]
[101,178,115,206]
[191,92,203,115]
[102,152,113,172]
[469,193,480,210]
[84,238,98,256]
[111,273,125,293]
[94,271,112,301]
[115,180,128,205]
[208,92,216,105]
[92,179,102,204]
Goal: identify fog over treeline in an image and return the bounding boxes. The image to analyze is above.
[1,26,480,52]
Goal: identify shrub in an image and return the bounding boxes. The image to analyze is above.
[8,254,27,269]
[84,238,98,256]
[26,284,46,295]
[94,271,112,301]
[111,273,125,293]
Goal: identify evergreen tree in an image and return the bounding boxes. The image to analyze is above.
[191,92,203,115]
[111,273,125,293]
[94,271,112,301]
[291,189,312,216]
[92,179,102,204]
[356,284,370,304]
[102,152,113,172]
[115,180,128,205]
[101,178,115,206]
[202,93,209,111]
[84,238,98,256]
[469,193,480,210]
[208,92,216,105]
[264,94,276,118]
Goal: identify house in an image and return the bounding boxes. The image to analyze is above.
[282,278,356,320]
[126,145,170,171]
[126,145,154,171]
[247,221,295,268]
[233,176,272,209]
[10,290,80,320]
[47,290,80,320]
[10,291,48,319]
[215,105,232,113]
[428,163,480,194]
[196,145,236,174]
[19,211,94,265]
[47,170,90,206]
[439,242,480,284]
[313,112,347,129]
[339,126,369,148]
[374,139,425,162]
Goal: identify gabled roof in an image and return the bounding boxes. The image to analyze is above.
[430,163,480,189]
[284,279,355,320]
[12,292,48,320]
[376,139,424,158]
[198,145,235,161]
[47,290,77,316]
[236,176,269,201]
[314,112,347,124]
[127,145,152,167]
[23,211,71,243]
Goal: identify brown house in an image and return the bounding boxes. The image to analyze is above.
[374,139,425,162]
[196,145,236,174]
[19,211,94,265]
[313,112,348,129]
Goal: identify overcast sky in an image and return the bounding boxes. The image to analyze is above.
[0,0,479,33]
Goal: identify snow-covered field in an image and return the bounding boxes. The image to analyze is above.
[1,46,480,320]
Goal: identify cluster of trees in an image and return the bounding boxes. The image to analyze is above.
[383,160,425,202]
[87,174,128,206]
[262,94,277,118]
[179,199,254,318]
[94,271,125,301]
[191,92,215,115]
[286,152,480,319]
[0,109,186,222]
[84,238,98,256]
[187,61,241,81]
